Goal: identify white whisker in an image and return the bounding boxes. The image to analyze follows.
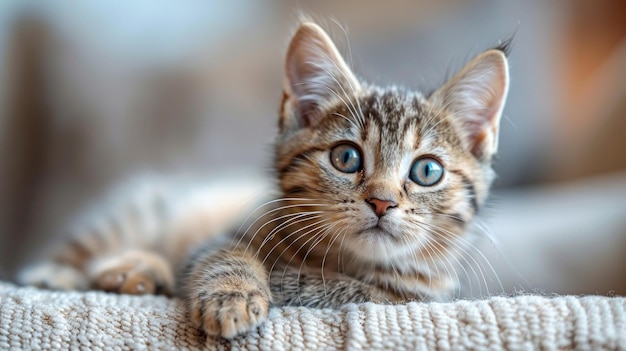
[232,199,328,249]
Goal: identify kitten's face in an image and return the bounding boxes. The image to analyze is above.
[276,23,508,265]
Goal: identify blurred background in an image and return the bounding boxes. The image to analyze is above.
[1,0,625,297]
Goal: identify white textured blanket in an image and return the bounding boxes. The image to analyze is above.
[0,282,624,350]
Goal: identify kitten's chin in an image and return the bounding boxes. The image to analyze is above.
[347,228,421,263]
[357,227,395,240]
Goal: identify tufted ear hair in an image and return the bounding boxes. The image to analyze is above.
[430,49,509,161]
[280,22,361,133]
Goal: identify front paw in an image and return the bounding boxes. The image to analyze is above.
[189,285,270,339]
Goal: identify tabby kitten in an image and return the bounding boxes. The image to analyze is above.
[18,22,509,338]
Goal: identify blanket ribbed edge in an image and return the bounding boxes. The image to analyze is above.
[0,282,624,350]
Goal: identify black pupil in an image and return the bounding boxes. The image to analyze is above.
[423,164,431,177]
[342,150,352,164]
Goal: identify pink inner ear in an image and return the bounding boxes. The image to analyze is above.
[463,105,502,159]
[463,104,501,159]
[282,23,361,130]
[297,99,322,128]
[471,129,488,156]
[284,39,328,128]
[466,103,497,136]
[433,50,508,159]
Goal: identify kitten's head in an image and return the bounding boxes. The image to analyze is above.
[275,23,508,266]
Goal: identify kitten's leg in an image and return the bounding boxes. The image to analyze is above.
[17,261,89,291]
[18,178,260,295]
[17,234,104,291]
[18,181,175,294]
[270,268,403,308]
[90,250,174,295]
[182,244,271,339]
[18,250,174,296]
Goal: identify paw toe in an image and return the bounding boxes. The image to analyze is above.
[119,272,156,294]
[96,270,125,291]
[202,315,222,337]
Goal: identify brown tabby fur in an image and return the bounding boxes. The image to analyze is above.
[18,22,510,338]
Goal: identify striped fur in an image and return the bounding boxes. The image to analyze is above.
[18,22,509,339]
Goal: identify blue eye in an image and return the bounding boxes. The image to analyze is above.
[410,157,444,186]
[330,143,362,173]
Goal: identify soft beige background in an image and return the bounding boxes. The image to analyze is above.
[1,0,625,296]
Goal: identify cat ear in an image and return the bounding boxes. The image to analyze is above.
[431,49,509,161]
[280,22,361,133]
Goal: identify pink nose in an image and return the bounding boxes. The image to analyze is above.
[366,198,397,217]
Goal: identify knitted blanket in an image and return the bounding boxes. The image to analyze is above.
[0,282,624,350]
